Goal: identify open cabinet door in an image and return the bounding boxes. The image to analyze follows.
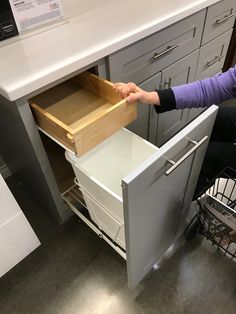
[122,105,218,289]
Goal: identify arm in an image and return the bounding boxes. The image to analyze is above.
[172,65,236,109]
[113,65,236,113]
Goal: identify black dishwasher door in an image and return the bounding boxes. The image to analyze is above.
[0,0,18,41]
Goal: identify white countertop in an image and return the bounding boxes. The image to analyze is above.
[1,0,220,101]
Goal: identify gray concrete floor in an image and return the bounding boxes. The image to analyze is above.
[1,177,236,314]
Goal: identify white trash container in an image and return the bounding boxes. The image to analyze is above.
[65,128,158,247]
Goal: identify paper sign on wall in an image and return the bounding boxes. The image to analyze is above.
[9,0,63,32]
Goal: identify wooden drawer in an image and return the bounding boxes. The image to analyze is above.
[202,0,236,45]
[195,29,233,80]
[29,72,137,156]
[108,10,205,84]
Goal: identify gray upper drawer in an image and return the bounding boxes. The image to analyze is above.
[202,0,236,45]
[195,28,233,80]
[108,10,206,84]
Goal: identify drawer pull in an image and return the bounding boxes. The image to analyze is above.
[165,136,208,175]
[207,55,223,67]
[216,14,234,25]
[164,78,172,89]
[153,44,179,60]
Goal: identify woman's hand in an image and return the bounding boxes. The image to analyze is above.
[113,82,160,105]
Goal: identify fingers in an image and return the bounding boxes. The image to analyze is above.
[113,82,138,100]
[126,91,143,103]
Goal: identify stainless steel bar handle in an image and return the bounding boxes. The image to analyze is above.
[216,14,234,24]
[153,44,179,60]
[207,55,223,67]
[165,136,208,175]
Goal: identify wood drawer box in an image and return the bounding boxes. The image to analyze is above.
[195,29,233,80]
[202,0,236,46]
[108,10,205,84]
[29,72,137,156]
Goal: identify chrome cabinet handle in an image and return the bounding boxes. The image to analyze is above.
[216,14,234,24]
[207,55,223,67]
[153,44,179,60]
[165,136,208,175]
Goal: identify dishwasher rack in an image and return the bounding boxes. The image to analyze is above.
[184,167,236,261]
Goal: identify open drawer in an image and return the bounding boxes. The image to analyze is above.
[64,105,218,289]
[29,72,137,156]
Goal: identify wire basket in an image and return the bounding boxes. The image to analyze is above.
[185,167,236,261]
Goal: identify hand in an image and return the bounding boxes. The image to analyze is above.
[113,82,160,105]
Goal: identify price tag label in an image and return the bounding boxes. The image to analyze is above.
[9,0,63,32]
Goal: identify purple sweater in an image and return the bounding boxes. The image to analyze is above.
[156,65,236,112]
[173,65,236,109]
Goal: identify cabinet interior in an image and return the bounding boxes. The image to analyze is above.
[40,133,75,194]
[39,133,102,235]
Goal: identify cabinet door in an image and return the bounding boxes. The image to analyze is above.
[122,105,218,289]
[155,50,199,146]
[126,73,162,140]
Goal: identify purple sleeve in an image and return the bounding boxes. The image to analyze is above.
[172,65,236,109]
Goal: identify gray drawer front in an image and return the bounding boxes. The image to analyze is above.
[195,29,233,80]
[123,105,218,289]
[202,0,236,45]
[108,10,205,84]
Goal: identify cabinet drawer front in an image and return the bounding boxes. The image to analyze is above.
[108,10,205,84]
[195,29,233,80]
[202,0,236,45]
[123,105,218,289]
[29,72,137,156]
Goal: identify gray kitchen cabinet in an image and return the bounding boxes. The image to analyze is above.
[108,0,235,143]
[188,0,236,122]
[25,59,217,288]
[0,0,231,290]
[198,0,236,78]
